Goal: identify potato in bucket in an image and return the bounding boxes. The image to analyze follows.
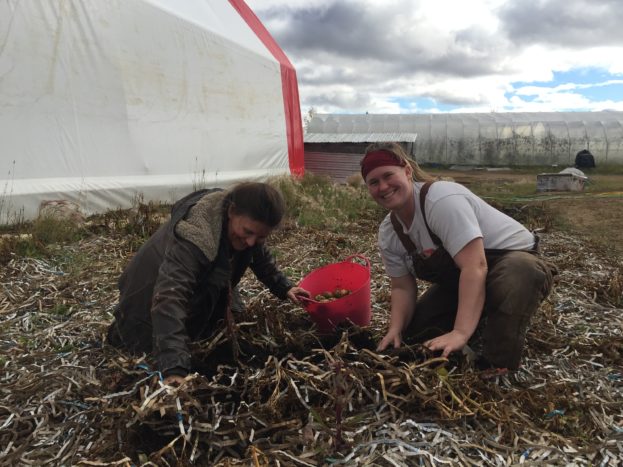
[298,255,371,332]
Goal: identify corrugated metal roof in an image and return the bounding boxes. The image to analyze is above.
[304,151,362,182]
[304,132,418,143]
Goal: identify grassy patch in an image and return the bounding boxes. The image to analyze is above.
[31,215,82,245]
[273,173,383,231]
[97,198,165,239]
[87,195,168,252]
[50,303,72,317]
[470,178,538,200]
[583,176,623,193]
[0,214,85,262]
[59,250,91,276]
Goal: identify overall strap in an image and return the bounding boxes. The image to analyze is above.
[389,180,442,252]
[419,181,442,246]
[390,212,417,253]
[418,182,533,254]
[420,182,539,255]
[391,181,538,258]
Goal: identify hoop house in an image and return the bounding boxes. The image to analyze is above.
[0,0,304,223]
[305,111,623,168]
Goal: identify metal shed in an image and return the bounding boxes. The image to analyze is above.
[304,129,417,182]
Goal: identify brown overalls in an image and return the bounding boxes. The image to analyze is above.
[391,182,556,369]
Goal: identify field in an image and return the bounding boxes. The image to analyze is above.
[0,170,622,466]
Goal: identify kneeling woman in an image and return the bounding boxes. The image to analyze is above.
[363,143,556,370]
[107,182,309,385]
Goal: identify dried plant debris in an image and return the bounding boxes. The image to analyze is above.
[1,220,622,466]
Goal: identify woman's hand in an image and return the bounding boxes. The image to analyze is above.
[377,275,417,352]
[287,286,311,304]
[424,330,469,358]
[377,327,402,351]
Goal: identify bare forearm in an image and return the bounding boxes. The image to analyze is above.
[424,237,487,357]
[389,286,417,332]
[377,275,418,350]
[453,266,487,339]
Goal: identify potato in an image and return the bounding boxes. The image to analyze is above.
[314,289,351,302]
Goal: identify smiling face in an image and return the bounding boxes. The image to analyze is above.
[227,208,273,251]
[364,164,414,212]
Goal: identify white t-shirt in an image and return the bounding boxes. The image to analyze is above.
[379,181,535,278]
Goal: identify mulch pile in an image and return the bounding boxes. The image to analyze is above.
[1,210,622,466]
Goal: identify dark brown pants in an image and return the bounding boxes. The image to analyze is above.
[404,251,556,369]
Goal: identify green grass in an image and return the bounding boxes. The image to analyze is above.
[584,177,623,193]
[579,163,623,175]
[470,180,538,200]
[31,215,83,245]
[0,214,86,262]
[273,173,384,230]
[50,303,72,317]
[58,250,92,276]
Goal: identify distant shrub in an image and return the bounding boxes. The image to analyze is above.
[345,172,364,187]
[271,174,383,230]
[31,215,82,246]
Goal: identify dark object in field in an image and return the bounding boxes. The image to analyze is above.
[575,149,596,168]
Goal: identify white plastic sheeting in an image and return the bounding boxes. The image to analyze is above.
[304,132,418,143]
[0,0,303,223]
[306,111,623,166]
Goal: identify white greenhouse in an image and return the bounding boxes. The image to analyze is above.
[0,0,304,224]
[305,111,623,167]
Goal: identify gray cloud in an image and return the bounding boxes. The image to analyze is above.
[303,89,374,110]
[424,90,491,106]
[260,2,406,60]
[249,0,623,112]
[413,50,503,77]
[260,0,511,84]
[295,62,363,86]
[499,0,623,47]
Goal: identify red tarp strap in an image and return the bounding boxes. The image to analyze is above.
[228,0,305,176]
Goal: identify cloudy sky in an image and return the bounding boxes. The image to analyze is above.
[245,0,623,114]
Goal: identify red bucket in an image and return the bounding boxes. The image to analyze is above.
[298,255,371,332]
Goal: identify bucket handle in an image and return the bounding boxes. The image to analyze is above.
[343,254,370,270]
[296,295,328,316]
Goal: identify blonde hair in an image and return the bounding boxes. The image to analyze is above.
[364,142,434,182]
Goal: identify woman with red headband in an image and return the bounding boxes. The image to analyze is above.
[362,142,556,370]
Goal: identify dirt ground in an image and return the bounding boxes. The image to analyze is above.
[1,171,622,465]
[547,197,623,256]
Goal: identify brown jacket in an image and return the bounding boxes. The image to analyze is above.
[108,189,292,375]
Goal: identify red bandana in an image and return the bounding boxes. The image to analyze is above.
[360,150,406,180]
